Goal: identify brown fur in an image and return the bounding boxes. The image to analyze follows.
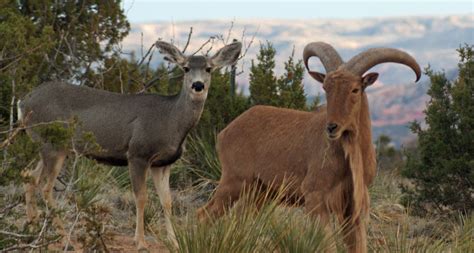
[197,70,377,253]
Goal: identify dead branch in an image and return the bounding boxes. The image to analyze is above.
[205,38,216,56]
[0,112,30,150]
[192,36,216,56]
[136,43,156,67]
[0,230,34,239]
[182,27,193,53]
[225,20,235,45]
[140,32,144,60]
[239,26,259,60]
[63,206,81,252]
[0,200,21,217]
[138,72,184,94]
[0,237,61,252]
[0,213,61,253]
[0,117,70,135]
[0,44,44,72]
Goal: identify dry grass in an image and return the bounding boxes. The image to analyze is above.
[0,156,472,252]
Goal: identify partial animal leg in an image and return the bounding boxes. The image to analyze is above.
[305,191,335,252]
[305,191,331,225]
[197,175,244,221]
[150,166,178,247]
[340,215,367,253]
[128,157,149,251]
[40,150,67,232]
[23,159,44,222]
[41,151,66,209]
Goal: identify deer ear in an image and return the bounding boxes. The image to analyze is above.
[362,72,379,89]
[308,71,326,83]
[210,41,242,69]
[155,41,187,66]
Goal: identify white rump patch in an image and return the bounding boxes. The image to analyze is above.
[17,99,23,122]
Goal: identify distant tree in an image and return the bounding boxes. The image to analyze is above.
[308,93,322,111]
[401,45,474,215]
[0,0,129,181]
[249,41,279,106]
[277,48,307,110]
[249,41,309,109]
[154,63,172,94]
[17,0,130,84]
[375,134,402,170]
[94,53,143,93]
[0,0,130,117]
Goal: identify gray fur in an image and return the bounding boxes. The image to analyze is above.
[21,82,197,166]
[20,40,242,250]
[21,41,242,166]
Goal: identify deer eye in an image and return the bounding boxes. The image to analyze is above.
[352,88,360,94]
[205,67,212,73]
[183,67,190,73]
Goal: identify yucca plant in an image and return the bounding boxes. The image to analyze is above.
[448,213,474,252]
[165,182,340,253]
[268,209,342,253]
[182,133,222,183]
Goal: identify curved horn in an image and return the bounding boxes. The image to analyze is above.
[303,42,344,73]
[343,48,421,82]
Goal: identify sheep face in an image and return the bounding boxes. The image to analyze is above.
[323,70,378,140]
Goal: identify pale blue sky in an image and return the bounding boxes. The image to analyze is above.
[122,0,473,23]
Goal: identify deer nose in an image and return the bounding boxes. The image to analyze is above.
[191,81,205,92]
[326,123,339,134]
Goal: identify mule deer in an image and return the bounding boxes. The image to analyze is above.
[19,41,242,250]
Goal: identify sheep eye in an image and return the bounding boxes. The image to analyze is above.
[183,67,190,73]
[205,67,212,73]
[352,88,360,93]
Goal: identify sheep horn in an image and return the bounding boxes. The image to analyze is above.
[303,42,344,73]
[343,48,421,82]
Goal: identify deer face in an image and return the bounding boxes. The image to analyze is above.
[182,56,213,98]
[322,70,378,140]
[155,41,242,101]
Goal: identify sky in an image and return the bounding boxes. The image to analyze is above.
[122,0,473,23]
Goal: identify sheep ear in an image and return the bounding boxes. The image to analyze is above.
[362,72,378,88]
[155,41,187,66]
[308,71,326,83]
[211,42,242,69]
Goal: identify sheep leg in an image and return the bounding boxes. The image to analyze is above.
[305,191,336,252]
[197,177,244,221]
[341,216,367,253]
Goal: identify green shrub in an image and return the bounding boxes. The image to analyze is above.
[401,45,474,215]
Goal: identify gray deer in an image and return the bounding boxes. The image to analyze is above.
[18,40,242,250]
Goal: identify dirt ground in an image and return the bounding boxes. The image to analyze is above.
[49,233,169,253]
[104,234,168,253]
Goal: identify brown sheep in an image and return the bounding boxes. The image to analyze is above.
[197,42,421,253]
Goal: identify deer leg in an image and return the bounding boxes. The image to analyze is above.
[24,159,44,222]
[128,157,149,251]
[197,176,244,222]
[40,150,67,233]
[150,166,177,247]
[41,151,66,209]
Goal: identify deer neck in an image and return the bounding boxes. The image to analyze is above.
[173,88,207,133]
